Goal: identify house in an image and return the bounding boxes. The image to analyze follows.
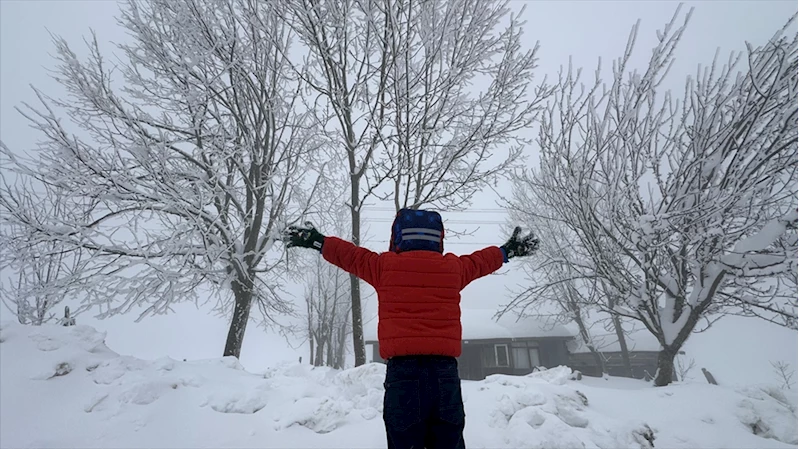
[365,308,574,380]
[567,327,664,380]
[365,308,664,381]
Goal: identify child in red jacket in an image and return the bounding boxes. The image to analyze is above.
[284,209,538,449]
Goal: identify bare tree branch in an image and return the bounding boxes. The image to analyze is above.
[505,7,797,386]
[0,0,325,358]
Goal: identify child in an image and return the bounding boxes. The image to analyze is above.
[284,209,538,449]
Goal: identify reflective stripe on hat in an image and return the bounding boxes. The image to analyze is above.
[401,234,442,242]
[400,227,442,243]
[400,228,443,236]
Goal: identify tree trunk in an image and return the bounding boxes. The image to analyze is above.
[314,338,325,366]
[654,306,702,386]
[309,335,314,365]
[307,290,314,365]
[336,323,347,369]
[572,308,607,377]
[349,182,366,366]
[35,298,47,326]
[223,277,253,358]
[350,274,366,365]
[611,314,634,378]
[654,347,677,386]
[17,299,28,325]
[326,331,335,367]
[606,292,633,378]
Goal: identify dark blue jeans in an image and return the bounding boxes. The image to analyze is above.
[383,355,466,449]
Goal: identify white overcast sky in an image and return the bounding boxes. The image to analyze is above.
[0,0,796,382]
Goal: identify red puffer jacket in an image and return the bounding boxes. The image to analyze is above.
[322,237,505,359]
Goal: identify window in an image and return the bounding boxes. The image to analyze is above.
[495,344,509,367]
[511,341,542,371]
[512,347,531,369]
[483,343,535,368]
[529,347,541,368]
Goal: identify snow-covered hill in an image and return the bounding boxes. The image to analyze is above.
[0,321,795,449]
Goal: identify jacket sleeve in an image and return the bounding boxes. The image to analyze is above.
[459,246,505,288]
[321,236,381,287]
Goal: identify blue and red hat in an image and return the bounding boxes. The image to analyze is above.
[389,208,445,253]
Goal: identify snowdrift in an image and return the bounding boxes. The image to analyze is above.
[0,321,795,448]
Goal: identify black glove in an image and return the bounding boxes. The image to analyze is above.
[500,226,539,260]
[283,222,325,252]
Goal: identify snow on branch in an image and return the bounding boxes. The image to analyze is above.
[0,0,327,356]
[506,7,797,385]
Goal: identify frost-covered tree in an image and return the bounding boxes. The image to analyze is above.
[0,0,324,358]
[304,257,352,368]
[0,179,92,325]
[294,188,353,369]
[770,360,796,391]
[278,0,393,366]
[501,185,637,377]
[279,0,549,365]
[674,354,696,381]
[378,1,549,211]
[496,212,614,378]
[507,8,798,386]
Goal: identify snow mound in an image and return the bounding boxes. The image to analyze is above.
[478,368,655,449]
[735,386,798,445]
[1,321,796,449]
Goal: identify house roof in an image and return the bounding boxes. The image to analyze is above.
[363,307,574,342]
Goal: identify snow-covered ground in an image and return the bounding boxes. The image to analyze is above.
[1,321,796,449]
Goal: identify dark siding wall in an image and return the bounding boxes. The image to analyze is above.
[569,351,660,379]
[538,339,570,367]
[568,352,599,376]
[367,342,385,364]
[364,338,575,381]
[458,344,483,380]
[463,338,572,380]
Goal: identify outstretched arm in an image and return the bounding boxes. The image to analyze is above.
[459,247,505,288]
[283,223,381,286]
[321,237,381,287]
[459,226,539,288]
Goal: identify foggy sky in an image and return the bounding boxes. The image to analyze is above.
[0,0,796,380]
